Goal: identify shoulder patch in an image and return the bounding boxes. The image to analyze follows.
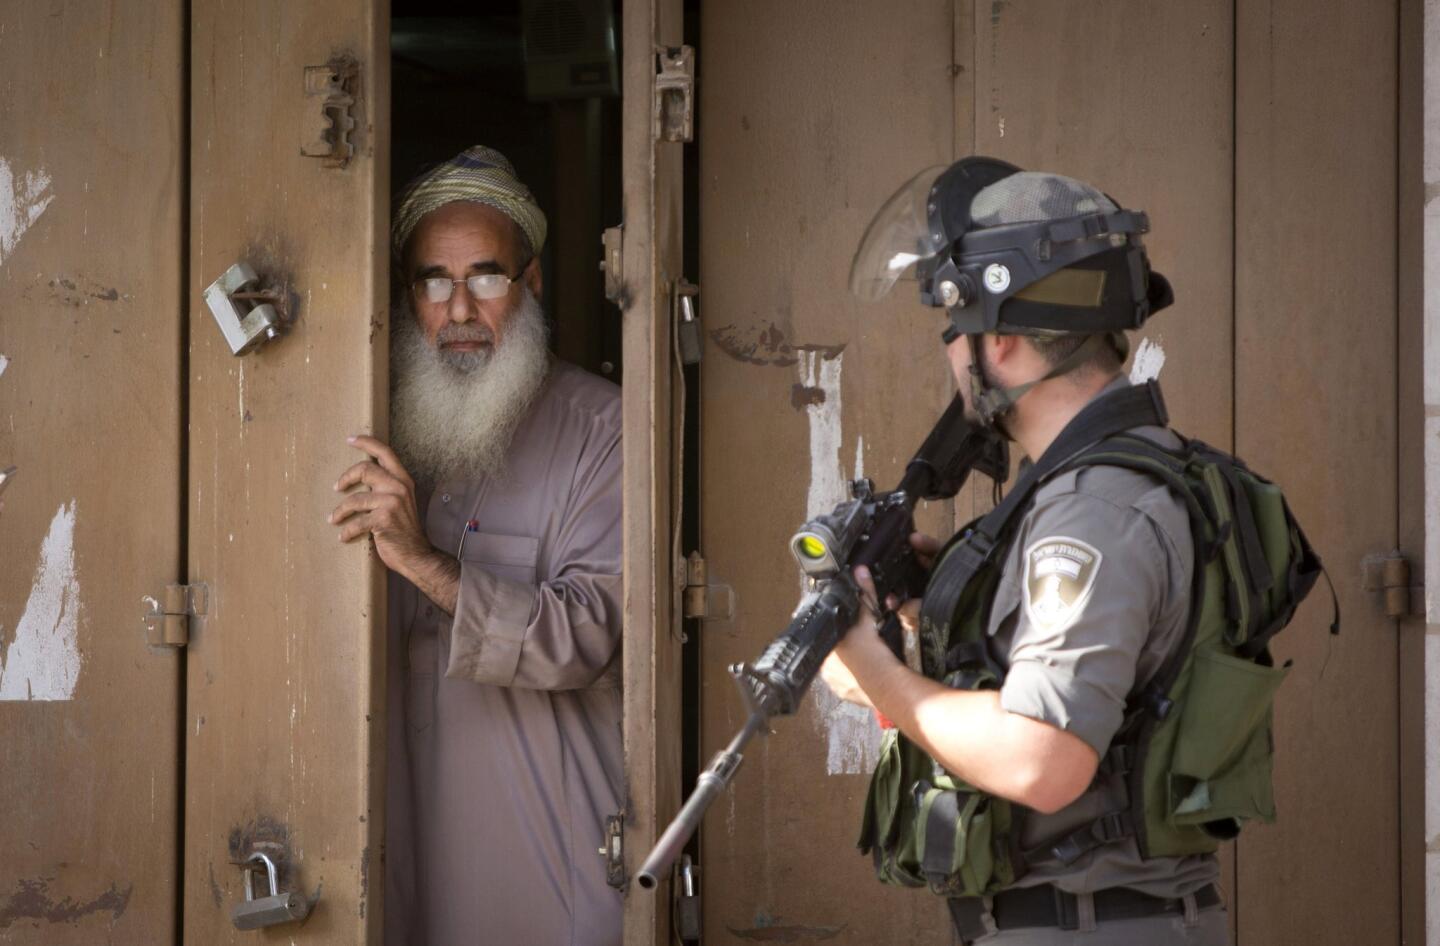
[1022,536,1103,634]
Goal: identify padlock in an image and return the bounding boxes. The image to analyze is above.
[231,851,310,931]
[674,281,703,366]
[676,854,701,941]
[203,262,284,356]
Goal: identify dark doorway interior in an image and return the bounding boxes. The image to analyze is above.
[391,0,623,378]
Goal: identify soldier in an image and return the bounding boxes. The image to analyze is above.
[822,159,1234,944]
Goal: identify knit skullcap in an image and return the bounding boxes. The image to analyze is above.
[392,146,547,262]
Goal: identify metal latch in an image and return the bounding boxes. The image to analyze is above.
[600,226,624,304]
[203,263,286,356]
[231,852,310,930]
[600,813,625,889]
[144,584,207,649]
[654,46,695,143]
[683,552,734,621]
[1362,551,1424,619]
[676,854,701,940]
[301,57,359,168]
[673,280,702,365]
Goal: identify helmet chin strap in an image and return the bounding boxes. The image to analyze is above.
[968,333,1112,428]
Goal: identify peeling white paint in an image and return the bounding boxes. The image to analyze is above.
[0,501,82,700]
[0,354,9,378]
[801,352,846,522]
[0,157,55,268]
[797,351,885,775]
[1128,337,1167,384]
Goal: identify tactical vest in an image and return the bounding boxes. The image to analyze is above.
[857,382,1327,898]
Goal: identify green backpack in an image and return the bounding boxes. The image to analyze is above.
[858,382,1329,897]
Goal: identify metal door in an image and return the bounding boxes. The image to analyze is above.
[1232,0,1401,941]
[0,3,186,943]
[184,2,389,942]
[696,1,1405,942]
[618,0,686,942]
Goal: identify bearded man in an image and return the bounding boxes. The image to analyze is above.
[328,146,624,946]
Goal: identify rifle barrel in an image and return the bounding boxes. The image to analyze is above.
[635,712,766,889]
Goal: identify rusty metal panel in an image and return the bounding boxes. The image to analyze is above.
[619,0,684,941]
[697,1,960,940]
[971,0,1235,448]
[185,2,388,943]
[1235,0,1399,942]
[0,3,185,943]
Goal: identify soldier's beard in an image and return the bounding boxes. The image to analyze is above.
[389,288,551,487]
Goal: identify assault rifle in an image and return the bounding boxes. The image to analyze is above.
[636,395,1009,889]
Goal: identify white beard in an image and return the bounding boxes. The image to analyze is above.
[389,288,551,487]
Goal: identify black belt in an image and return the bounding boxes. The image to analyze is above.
[948,884,1222,940]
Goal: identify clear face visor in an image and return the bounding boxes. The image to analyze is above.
[847,165,949,302]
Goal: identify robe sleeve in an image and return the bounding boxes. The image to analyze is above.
[444,424,623,691]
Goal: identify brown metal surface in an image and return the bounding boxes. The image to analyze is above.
[620,0,684,942]
[185,2,389,943]
[697,1,960,940]
[1397,0,1426,937]
[1235,0,1399,941]
[0,4,184,943]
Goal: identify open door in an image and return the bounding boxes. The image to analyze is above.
[619,0,686,942]
[184,2,389,942]
[0,5,186,943]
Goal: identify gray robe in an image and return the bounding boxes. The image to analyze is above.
[385,360,624,946]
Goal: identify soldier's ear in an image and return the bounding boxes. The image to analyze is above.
[986,333,1021,368]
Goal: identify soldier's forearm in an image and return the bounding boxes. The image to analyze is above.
[851,644,1097,812]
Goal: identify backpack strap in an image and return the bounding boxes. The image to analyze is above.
[919,382,1170,649]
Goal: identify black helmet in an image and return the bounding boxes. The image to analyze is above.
[850,156,1172,340]
[849,157,1173,423]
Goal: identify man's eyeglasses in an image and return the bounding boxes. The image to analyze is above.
[411,261,530,304]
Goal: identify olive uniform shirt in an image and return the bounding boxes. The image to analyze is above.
[987,379,1219,900]
[384,360,624,946]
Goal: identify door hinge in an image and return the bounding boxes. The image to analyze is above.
[600,226,624,304]
[683,552,734,621]
[301,56,360,169]
[654,46,695,143]
[599,812,625,889]
[144,583,207,648]
[1361,552,1424,619]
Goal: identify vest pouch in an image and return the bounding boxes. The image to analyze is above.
[859,729,926,888]
[912,783,1006,897]
[858,728,902,857]
[1168,647,1286,832]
